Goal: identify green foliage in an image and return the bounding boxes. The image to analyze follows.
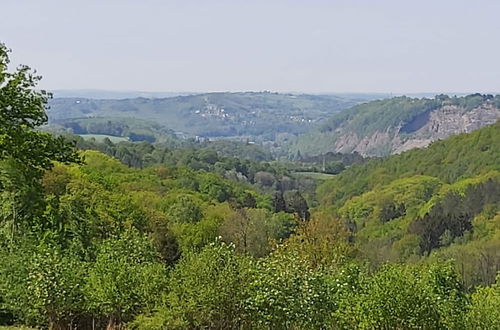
[199,173,233,202]
[409,173,500,253]
[266,211,298,241]
[25,245,86,328]
[284,212,354,269]
[165,193,204,224]
[69,134,319,209]
[0,43,79,175]
[219,208,297,257]
[135,241,251,329]
[339,175,441,224]
[429,214,500,289]
[245,250,336,329]
[323,96,441,137]
[466,275,500,329]
[314,123,500,275]
[3,43,500,329]
[200,139,273,161]
[85,231,166,328]
[337,262,466,329]
[283,189,310,220]
[318,121,500,208]
[43,173,150,253]
[53,117,177,143]
[0,241,86,328]
[0,44,80,237]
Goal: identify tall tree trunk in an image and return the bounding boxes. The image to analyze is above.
[106,314,122,330]
[48,312,67,330]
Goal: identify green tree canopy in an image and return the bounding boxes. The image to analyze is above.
[0,43,80,178]
[0,43,80,236]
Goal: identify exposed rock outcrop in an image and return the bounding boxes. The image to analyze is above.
[291,95,500,157]
[393,105,499,154]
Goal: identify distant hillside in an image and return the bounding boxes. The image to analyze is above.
[44,117,180,144]
[51,89,196,99]
[47,92,376,143]
[290,94,500,157]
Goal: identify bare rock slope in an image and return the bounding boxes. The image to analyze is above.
[291,94,500,157]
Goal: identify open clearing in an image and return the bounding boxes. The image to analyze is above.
[79,134,129,143]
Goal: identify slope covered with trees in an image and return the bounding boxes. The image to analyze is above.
[45,117,180,144]
[2,44,500,329]
[58,132,366,211]
[316,121,500,286]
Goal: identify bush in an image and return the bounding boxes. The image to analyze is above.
[466,275,500,329]
[85,231,167,329]
[133,241,251,329]
[337,262,467,329]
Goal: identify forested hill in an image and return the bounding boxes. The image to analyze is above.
[3,42,500,329]
[289,93,500,157]
[318,120,500,206]
[47,92,372,143]
[316,121,500,284]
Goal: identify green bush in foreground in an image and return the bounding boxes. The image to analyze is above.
[466,275,500,329]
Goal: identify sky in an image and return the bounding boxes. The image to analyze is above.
[1,0,500,94]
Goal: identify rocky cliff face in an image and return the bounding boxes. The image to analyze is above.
[333,105,500,157]
[291,95,500,158]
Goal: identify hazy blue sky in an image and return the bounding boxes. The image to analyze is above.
[2,0,499,94]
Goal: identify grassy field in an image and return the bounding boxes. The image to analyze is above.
[292,171,337,180]
[79,134,129,143]
[0,326,34,330]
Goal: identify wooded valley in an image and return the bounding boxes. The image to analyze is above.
[1,42,500,330]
